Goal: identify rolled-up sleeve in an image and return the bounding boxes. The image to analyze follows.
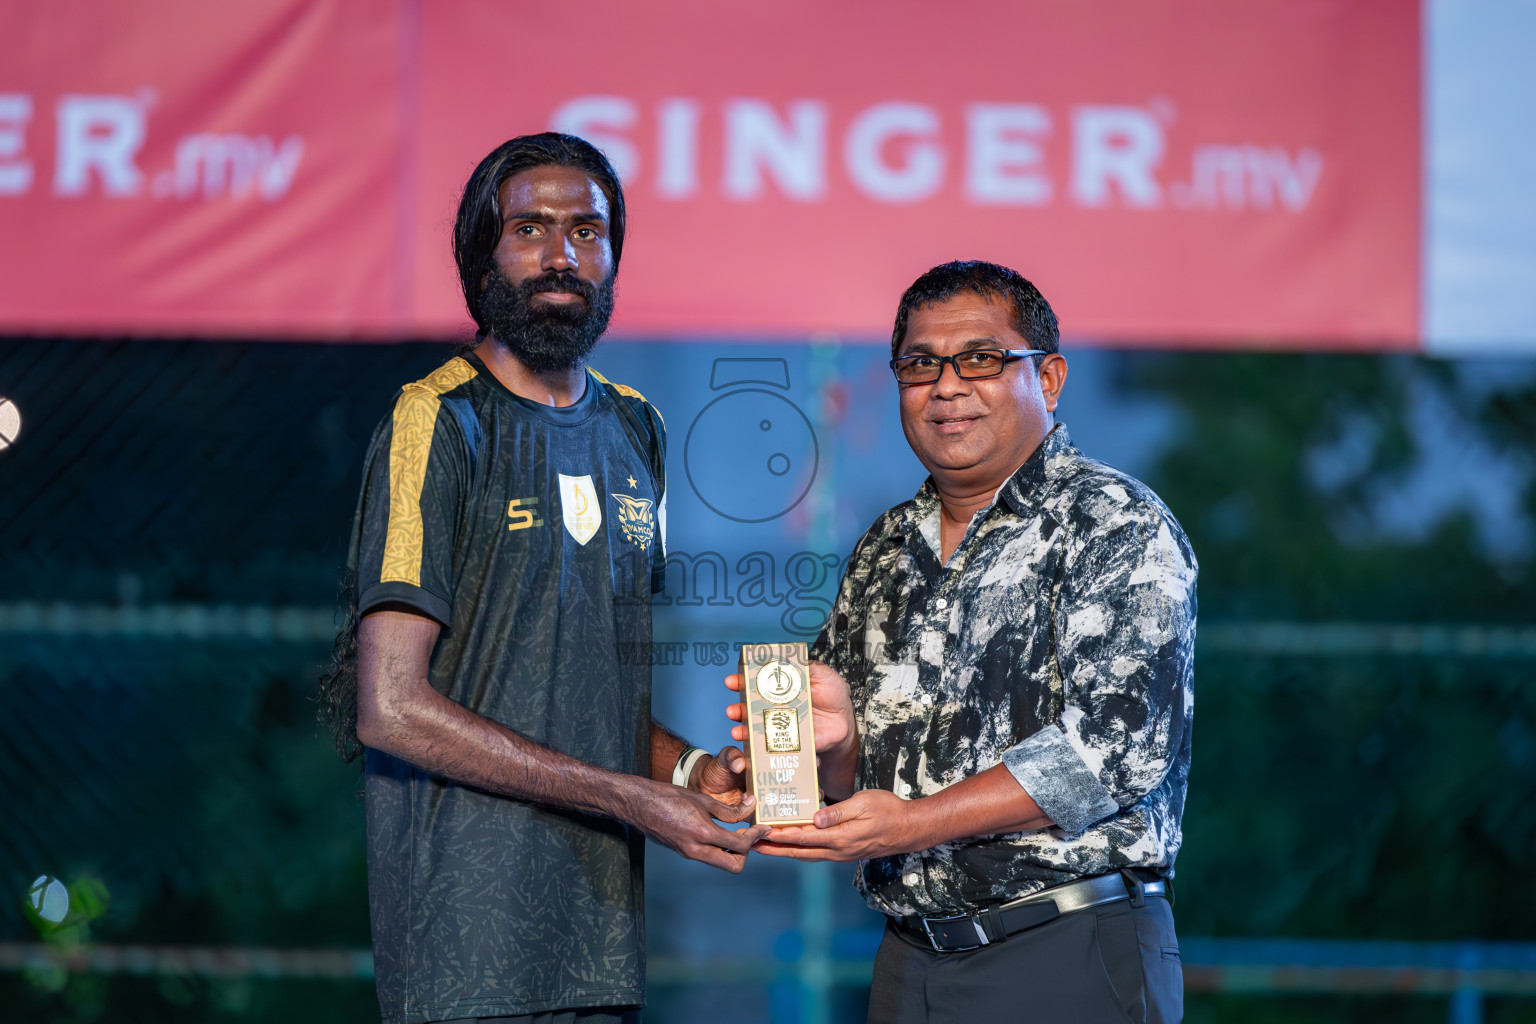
[1003,508,1197,835]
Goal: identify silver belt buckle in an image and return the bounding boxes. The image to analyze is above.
[920,912,989,952]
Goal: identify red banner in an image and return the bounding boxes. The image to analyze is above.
[0,1,1419,346]
[0,1,403,338]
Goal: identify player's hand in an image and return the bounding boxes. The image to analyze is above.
[691,745,749,811]
[725,660,857,756]
[630,780,770,874]
[753,789,927,863]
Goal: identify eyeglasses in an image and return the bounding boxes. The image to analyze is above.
[889,348,1046,385]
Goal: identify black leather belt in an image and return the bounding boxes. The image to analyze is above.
[895,871,1167,952]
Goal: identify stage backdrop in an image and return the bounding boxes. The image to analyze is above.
[5,0,1518,349]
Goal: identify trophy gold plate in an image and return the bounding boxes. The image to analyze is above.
[738,641,819,826]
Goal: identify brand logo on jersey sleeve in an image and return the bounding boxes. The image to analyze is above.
[558,474,602,545]
[610,492,656,551]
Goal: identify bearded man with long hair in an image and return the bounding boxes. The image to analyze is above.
[320,133,766,1024]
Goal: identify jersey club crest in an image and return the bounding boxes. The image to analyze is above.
[610,492,656,551]
[558,473,602,545]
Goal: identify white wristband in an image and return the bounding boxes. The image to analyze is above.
[672,746,710,788]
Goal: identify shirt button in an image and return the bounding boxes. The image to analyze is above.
[921,693,934,706]
[903,872,921,886]
[899,782,913,797]
[935,597,948,610]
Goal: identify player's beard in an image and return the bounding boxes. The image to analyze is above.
[479,266,615,373]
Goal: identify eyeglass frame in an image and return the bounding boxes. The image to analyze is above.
[888,348,1048,385]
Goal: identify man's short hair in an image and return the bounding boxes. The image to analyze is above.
[452,133,627,335]
[891,260,1060,358]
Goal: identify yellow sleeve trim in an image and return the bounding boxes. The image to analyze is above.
[587,366,665,427]
[380,358,478,586]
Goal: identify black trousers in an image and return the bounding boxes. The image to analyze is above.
[868,897,1182,1024]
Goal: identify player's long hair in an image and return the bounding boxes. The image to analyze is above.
[453,132,627,337]
[318,564,364,763]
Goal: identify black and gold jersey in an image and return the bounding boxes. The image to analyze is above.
[347,352,665,1022]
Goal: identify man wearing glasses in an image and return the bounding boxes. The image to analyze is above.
[742,260,1196,1023]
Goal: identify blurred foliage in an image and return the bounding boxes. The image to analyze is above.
[1,342,1534,1022]
[1128,353,1536,1022]
[24,875,110,942]
[1128,353,1534,620]
[0,973,377,1024]
[1178,655,1535,939]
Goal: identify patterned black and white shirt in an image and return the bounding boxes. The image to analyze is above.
[812,425,1196,919]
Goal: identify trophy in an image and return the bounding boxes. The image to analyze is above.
[738,641,819,825]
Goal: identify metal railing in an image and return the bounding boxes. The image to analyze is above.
[4,602,1536,658]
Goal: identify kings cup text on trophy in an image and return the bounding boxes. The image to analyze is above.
[738,641,820,826]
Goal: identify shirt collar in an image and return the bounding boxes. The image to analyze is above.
[888,423,1075,541]
[997,423,1073,517]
